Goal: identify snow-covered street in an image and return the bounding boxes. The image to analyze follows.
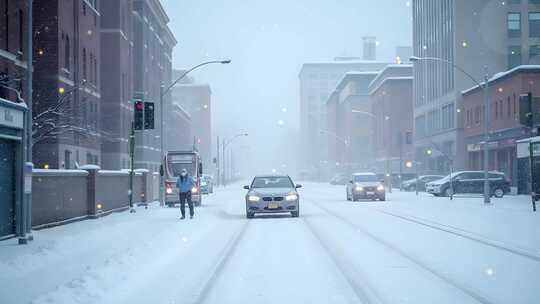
[1,183,540,304]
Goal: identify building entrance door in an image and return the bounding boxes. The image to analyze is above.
[0,139,16,237]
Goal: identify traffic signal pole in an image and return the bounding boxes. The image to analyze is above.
[129,121,136,213]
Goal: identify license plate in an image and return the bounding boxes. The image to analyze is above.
[268,203,279,209]
[366,192,375,195]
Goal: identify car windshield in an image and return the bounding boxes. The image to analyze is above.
[353,175,378,182]
[168,162,194,177]
[251,177,294,188]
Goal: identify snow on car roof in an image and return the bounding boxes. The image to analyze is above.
[352,172,376,176]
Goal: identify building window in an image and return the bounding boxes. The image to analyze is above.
[442,103,455,130]
[507,96,512,118]
[474,105,481,125]
[82,48,87,79]
[65,36,70,70]
[64,150,72,169]
[530,13,540,37]
[531,0,540,4]
[94,58,98,84]
[508,13,521,38]
[530,45,540,60]
[508,46,522,68]
[82,1,86,15]
[18,10,23,53]
[4,0,8,51]
[415,115,426,138]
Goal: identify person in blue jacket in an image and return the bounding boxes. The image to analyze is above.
[176,168,195,219]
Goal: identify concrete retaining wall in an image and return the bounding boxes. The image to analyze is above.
[32,168,155,229]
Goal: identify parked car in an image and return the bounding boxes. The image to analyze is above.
[402,175,444,192]
[200,174,213,194]
[346,172,386,201]
[425,171,510,198]
[244,175,302,218]
[330,173,349,185]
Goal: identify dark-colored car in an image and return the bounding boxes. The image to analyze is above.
[425,171,511,198]
[244,175,302,218]
[402,175,444,192]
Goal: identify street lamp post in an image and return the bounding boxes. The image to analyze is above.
[351,110,392,191]
[158,60,230,206]
[221,133,248,186]
[410,56,491,204]
[320,129,350,166]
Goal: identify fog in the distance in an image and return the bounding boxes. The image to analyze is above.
[161,0,412,179]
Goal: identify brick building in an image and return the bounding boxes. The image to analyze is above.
[462,66,540,186]
[299,59,389,170]
[32,0,101,169]
[132,0,176,173]
[326,71,379,175]
[368,64,414,177]
[99,0,134,170]
[0,0,28,104]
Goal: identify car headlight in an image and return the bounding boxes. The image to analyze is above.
[248,195,260,202]
[285,194,298,201]
[355,186,364,191]
[191,187,198,193]
[377,185,384,191]
[166,187,173,194]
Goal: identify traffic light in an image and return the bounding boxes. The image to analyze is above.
[144,102,155,130]
[134,100,144,130]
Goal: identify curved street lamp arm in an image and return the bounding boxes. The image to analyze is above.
[162,60,230,96]
[351,109,377,119]
[320,130,349,147]
[224,133,248,149]
[413,57,484,88]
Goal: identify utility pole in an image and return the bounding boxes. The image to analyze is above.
[399,132,403,191]
[216,136,220,186]
[159,84,164,206]
[222,138,226,186]
[129,121,135,213]
[483,68,491,205]
[20,0,34,244]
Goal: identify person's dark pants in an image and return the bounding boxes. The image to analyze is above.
[179,191,194,218]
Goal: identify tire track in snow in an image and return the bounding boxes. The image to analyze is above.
[372,209,540,263]
[301,216,385,304]
[308,199,497,304]
[190,219,250,304]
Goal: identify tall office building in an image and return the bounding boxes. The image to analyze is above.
[412,0,540,173]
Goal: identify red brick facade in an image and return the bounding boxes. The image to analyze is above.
[0,0,28,103]
[462,66,540,185]
[32,0,101,169]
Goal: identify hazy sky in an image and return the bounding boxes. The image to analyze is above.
[161,0,412,173]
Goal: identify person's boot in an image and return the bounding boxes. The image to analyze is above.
[190,215,193,219]
[180,215,185,220]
